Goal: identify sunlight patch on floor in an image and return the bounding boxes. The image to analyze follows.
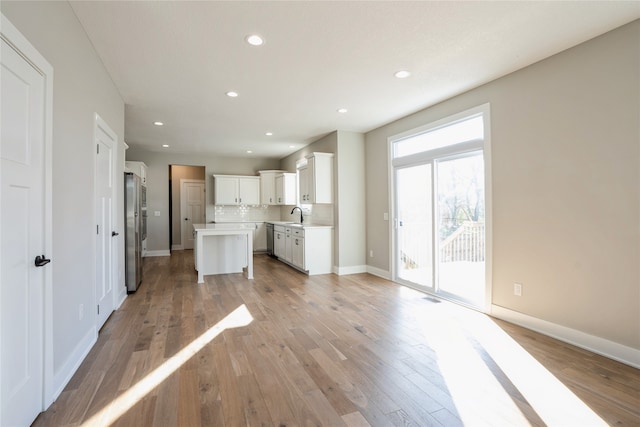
[80,304,253,427]
[473,314,607,426]
[412,303,606,426]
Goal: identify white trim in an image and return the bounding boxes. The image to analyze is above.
[1,13,56,411]
[144,250,171,257]
[491,305,640,369]
[115,291,127,310]
[51,327,96,402]
[333,265,368,275]
[366,265,392,280]
[171,244,184,251]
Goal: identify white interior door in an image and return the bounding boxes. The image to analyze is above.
[0,36,47,426]
[95,115,117,329]
[181,180,205,250]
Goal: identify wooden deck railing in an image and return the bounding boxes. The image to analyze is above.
[440,221,485,262]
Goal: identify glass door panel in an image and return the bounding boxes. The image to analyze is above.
[396,164,433,288]
[436,153,485,307]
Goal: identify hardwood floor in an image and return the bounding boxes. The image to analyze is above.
[34,251,639,426]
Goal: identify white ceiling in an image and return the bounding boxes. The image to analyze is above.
[69,1,639,159]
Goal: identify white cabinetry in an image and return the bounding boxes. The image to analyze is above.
[275,173,296,205]
[213,175,260,205]
[297,152,333,204]
[126,161,147,186]
[271,223,332,275]
[260,170,296,205]
[258,170,283,205]
[291,228,305,269]
[274,225,286,258]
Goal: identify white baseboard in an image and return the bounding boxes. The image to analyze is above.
[115,286,127,309]
[366,265,392,280]
[144,250,171,257]
[171,244,184,251]
[52,327,97,401]
[491,305,640,369]
[334,265,368,275]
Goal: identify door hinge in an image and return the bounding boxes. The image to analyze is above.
[97,224,99,234]
[97,305,100,315]
[97,144,99,154]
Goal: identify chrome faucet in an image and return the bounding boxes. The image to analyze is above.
[291,206,303,224]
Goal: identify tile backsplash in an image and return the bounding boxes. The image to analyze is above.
[210,205,281,222]
[208,204,334,225]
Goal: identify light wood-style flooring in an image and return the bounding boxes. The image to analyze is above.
[34,252,639,426]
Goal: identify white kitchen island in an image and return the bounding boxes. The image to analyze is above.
[193,223,254,283]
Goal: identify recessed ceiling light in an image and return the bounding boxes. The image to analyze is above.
[162,144,169,148]
[265,132,273,136]
[337,108,348,113]
[226,91,238,97]
[153,121,164,126]
[246,35,264,46]
[246,150,253,154]
[289,145,295,148]
[394,70,411,79]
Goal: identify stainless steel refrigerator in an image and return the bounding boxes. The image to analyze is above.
[125,172,143,292]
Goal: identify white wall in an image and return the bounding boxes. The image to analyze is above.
[1,1,125,394]
[365,21,640,354]
[125,148,280,252]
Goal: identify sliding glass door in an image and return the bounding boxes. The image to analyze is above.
[391,107,489,309]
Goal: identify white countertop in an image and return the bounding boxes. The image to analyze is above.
[267,221,333,229]
[193,223,255,232]
[212,220,266,224]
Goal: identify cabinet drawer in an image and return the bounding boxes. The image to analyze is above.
[292,228,304,237]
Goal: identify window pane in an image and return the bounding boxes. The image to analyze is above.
[437,153,485,307]
[394,115,483,158]
[396,164,433,288]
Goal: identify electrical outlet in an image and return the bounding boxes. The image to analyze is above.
[383,212,389,221]
[514,283,522,296]
[79,304,84,320]
[369,250,374,258]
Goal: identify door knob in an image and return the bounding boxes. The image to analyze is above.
[34,255,51,267]
[184,218,189,221]
[112,231,119,237]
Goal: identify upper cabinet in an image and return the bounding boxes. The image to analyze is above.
[213,175,260,205]
[298,152,334,204]
[275,173,296,205]
[259,170,297,205]
[258,170,283,205]
[125,161,148,187]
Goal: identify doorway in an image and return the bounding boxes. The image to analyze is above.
[95,114,118,329]
[181,180,205,250]
[0,15,54,425]
[391,106,491,310]
[169,165,205,250]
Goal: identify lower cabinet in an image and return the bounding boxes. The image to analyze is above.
[292,235,304,269]
[274,227,286,258]
[272,224,332,275]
